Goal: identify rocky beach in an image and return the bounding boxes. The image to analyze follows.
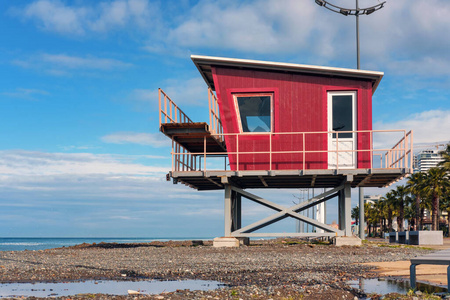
[0,239,438,299]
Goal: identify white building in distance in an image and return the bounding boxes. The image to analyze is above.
[413,150,444,173]
[364,194,382,205]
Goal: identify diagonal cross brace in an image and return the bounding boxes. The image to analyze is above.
[230,185,345,235]
[292,185,345,213]
[234,208,342,234]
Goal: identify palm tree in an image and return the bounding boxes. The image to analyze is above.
[438,144,450,172]
[406,172,426,230]
[376,199,387,233]
[439,192,450,236]
[423,167,450,231]
[377,197,393,234]
[364,202,376,237]
[382,191,396,232]
[392,185,409,232]
[404,205,415,230]
[351,206,360,226]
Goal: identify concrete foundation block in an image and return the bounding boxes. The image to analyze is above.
[409,231,443,245]
[398,231,408,244]
[333,236,362,246]
[237,237,250,246]
[213,237,241,247]
[389,232,398,243]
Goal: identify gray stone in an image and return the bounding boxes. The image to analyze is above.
[332,236,362,246]
[213,237,241,247]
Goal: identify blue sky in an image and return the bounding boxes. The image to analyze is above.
[1,0,449,238]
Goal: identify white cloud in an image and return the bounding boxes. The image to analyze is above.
[0,150,183,206]
[374,109,450,147]
[163,0,450,75]
[22,0,88,35]
[357,0,450,75]
[167,0,319,54]
[129,89,154,102]
[17,0,158,36]
[388,57,450,77]
[127,77,207,111]
[0,150,167,177]
[59,145,98,151]
[41,54,132,70]
[14,0,450,79]
[101,132,170,147]
[13,53,133,76]
[90,0,154,33]
[162,77,208,106]
[1,88,49,100]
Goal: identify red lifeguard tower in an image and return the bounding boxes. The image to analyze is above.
[159,55,413,245]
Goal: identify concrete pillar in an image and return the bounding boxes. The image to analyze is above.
[338,184,352,236]
[344,183,352,236]
[359,187,365,240]
[224,184,232,236]
[338,189,345,231]
[231,191,241,231]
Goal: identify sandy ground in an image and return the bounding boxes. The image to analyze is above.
[364,238,450,288]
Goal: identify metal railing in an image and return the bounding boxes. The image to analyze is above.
[208,88,223,137]
[158,88,413,174]
[385,130,413,169]
[159,88,193,125]
[170,129,414,173]
[159,87,223,140]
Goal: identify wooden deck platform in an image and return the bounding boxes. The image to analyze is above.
[160,122,226,153]
[170,168,407,190]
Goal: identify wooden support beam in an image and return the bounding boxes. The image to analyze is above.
[258,176,269,187]
[357,174,373,187]
[206,177,223,188]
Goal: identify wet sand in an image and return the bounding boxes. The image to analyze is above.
[363,238,450,288]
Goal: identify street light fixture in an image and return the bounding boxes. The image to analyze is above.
[315,0,386,69]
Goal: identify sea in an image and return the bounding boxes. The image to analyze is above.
[0,237,211,252]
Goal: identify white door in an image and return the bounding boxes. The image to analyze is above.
[328,91,357,169]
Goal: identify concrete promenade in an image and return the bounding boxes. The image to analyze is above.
[364,237,450,287]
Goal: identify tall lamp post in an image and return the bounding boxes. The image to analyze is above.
[315,0,386,70]
[315,0,386,240]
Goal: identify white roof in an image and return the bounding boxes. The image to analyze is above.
[191,55,384,94]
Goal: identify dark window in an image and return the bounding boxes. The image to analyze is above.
[235,94,272,133]
[332,95,353,138]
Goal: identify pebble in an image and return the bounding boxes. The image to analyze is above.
[0,239,432,299]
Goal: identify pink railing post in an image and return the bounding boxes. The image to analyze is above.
[171,137,174,172]
[336,133,339,170]
[204,136,207,171]
[370,131,373,169]
[269,133,272,171]
[237,135,240,171]
[208,90,213,133]
[302,133,305,171]
[164,94,167,123]
[159,88,162,126]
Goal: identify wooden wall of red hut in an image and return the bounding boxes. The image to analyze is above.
[211,66,373,171]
